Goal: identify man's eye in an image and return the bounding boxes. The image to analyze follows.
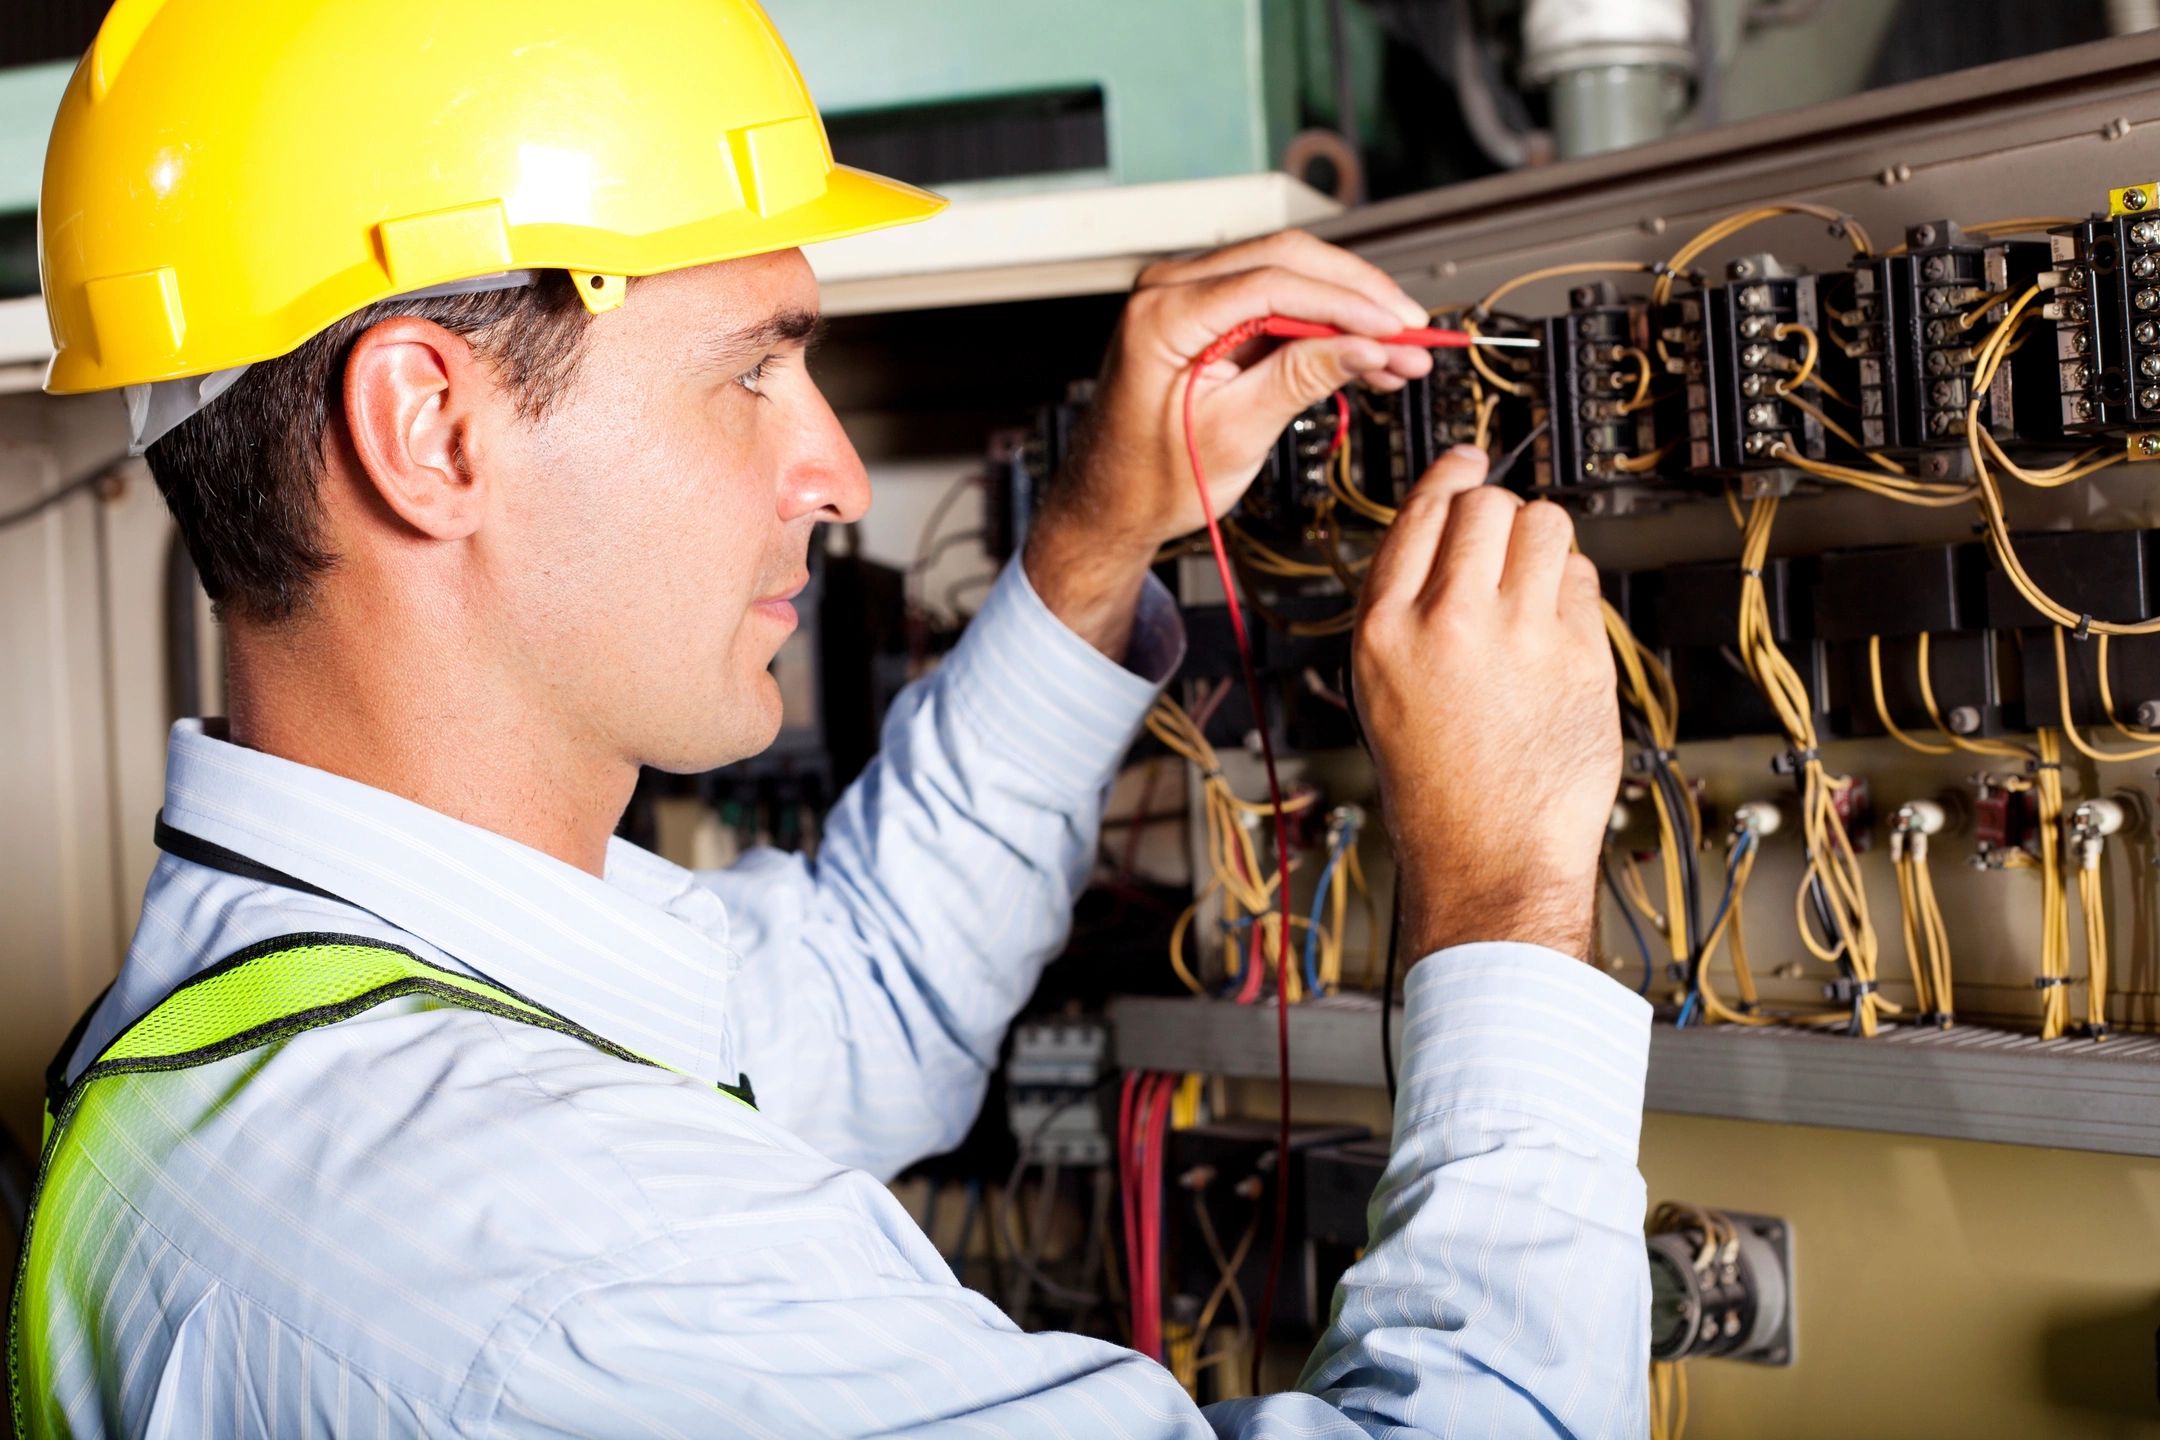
[736,356,773,396]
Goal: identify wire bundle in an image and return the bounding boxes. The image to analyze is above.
[1736,496,1896,1034]
[1117,1071,1183,1361]
[1889,815,1954,1026]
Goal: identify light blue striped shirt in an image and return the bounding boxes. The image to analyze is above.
[36,560,1651,1437]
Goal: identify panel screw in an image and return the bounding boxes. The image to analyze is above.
[1911,223,1939,248]
[1948,706,1983,735]
[2139,434,2160,458]
[1731,259,1755,279]
[2125,186,2152,211]
[1768,1347,1790,1364]
[1641,216,1668,236]
[2137,700,2160,728]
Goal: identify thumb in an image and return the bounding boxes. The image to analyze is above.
[1221,334,1390,434]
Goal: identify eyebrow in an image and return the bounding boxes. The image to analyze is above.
[698,307,824,368]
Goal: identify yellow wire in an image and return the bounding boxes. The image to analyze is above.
[1652,203,1873,306]
[2052,627,2160,761]
[1869,637,1953,754]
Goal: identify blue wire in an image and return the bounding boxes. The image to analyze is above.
[1677,829,1757,1028]
[1302,830,1353,997]
[1601,856,1655,996]
[1700,829,1755,950]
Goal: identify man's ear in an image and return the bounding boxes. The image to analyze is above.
[341,317,494,541]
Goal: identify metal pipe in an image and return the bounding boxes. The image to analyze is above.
[1549,64,1689,157]
[1524,0,1694,159]
[2107,0,2160,33]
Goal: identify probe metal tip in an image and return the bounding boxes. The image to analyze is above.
[1470,335,1542,349]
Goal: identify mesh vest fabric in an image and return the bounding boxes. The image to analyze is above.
[7,935,741,1438]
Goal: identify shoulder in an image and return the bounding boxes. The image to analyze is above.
[64,993,884,1408]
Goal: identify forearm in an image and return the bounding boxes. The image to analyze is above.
[1208,945,1653,1439]
[717,560,1180,1175]
[1022,498,1160,665]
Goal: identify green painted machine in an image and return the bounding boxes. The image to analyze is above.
[761,0,1384,192]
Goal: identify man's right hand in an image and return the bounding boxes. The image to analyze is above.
[1352,447,1622,964]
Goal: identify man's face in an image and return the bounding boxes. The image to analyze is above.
[482,250,866,774]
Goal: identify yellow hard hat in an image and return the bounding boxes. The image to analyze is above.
[39,0,944,401]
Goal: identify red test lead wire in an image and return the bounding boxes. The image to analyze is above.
[1178,313,1516,1385]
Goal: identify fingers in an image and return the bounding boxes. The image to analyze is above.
[1424,484,1523,609]
[1155,265,1417,359]
[1560,553,1611,645]
[1221,334,1400,421]
[1500,501,1577,614]
[1359,447,1489,622]
[1139,230,1427,329]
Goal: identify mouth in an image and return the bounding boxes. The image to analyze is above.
[752,574,809,628]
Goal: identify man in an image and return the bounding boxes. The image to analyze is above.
[17,1,1648,1435]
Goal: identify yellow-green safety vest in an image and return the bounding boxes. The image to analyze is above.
[7,933,755,1437]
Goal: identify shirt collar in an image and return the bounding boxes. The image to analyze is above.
[158,719,735,1082]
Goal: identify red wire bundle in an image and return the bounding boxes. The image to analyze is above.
[1117,1071,1179,1360]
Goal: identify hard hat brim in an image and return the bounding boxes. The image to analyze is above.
[44,166,946,396]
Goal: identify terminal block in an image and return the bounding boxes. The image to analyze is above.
[1534,283,1674,498]
[1391,317,1537,499]
[1241,396,1347,534]
[1662,254,1828,477]
[1850,219,2056,451]
[2049,184,2160,436]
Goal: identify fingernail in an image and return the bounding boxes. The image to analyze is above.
[1448,444,1488,461]
[1394,295,1429,328]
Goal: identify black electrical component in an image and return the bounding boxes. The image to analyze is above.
[1166,1121,1368,1338]
[1602,568,1662,645]
[1240,397,1345,535]
[1982,527,2160,726]
[1657,557,1839,741]
[1302,1138,1390,1306]
[1391,318,1537,500]
[2049,189,2160,437]
[988,380,1094,561]
[1815,542,2013,738]
[1535,282,1676,500]
[1849,219,2058,451]
[1662,254,1829,475]
[1646,1209,1795,1367]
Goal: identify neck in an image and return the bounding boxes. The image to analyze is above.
[223,609,633,878]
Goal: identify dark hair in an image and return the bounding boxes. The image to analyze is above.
[145,270,597,624]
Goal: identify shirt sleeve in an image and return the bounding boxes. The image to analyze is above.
[703,558,1182,1178]
[488,943,1650,1440]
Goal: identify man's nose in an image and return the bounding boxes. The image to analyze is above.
[778,384,872,525]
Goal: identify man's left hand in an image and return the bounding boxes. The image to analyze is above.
[1024,230,1436,660]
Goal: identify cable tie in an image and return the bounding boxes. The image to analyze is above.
[2029,759,2063,773]
[1788,746,1821,767]
[2073,614,2094,641]
[1850,980,1878,996]
[1465,303,1491,325]
[1739,566,1765,579]
[2032,975,2071,989]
